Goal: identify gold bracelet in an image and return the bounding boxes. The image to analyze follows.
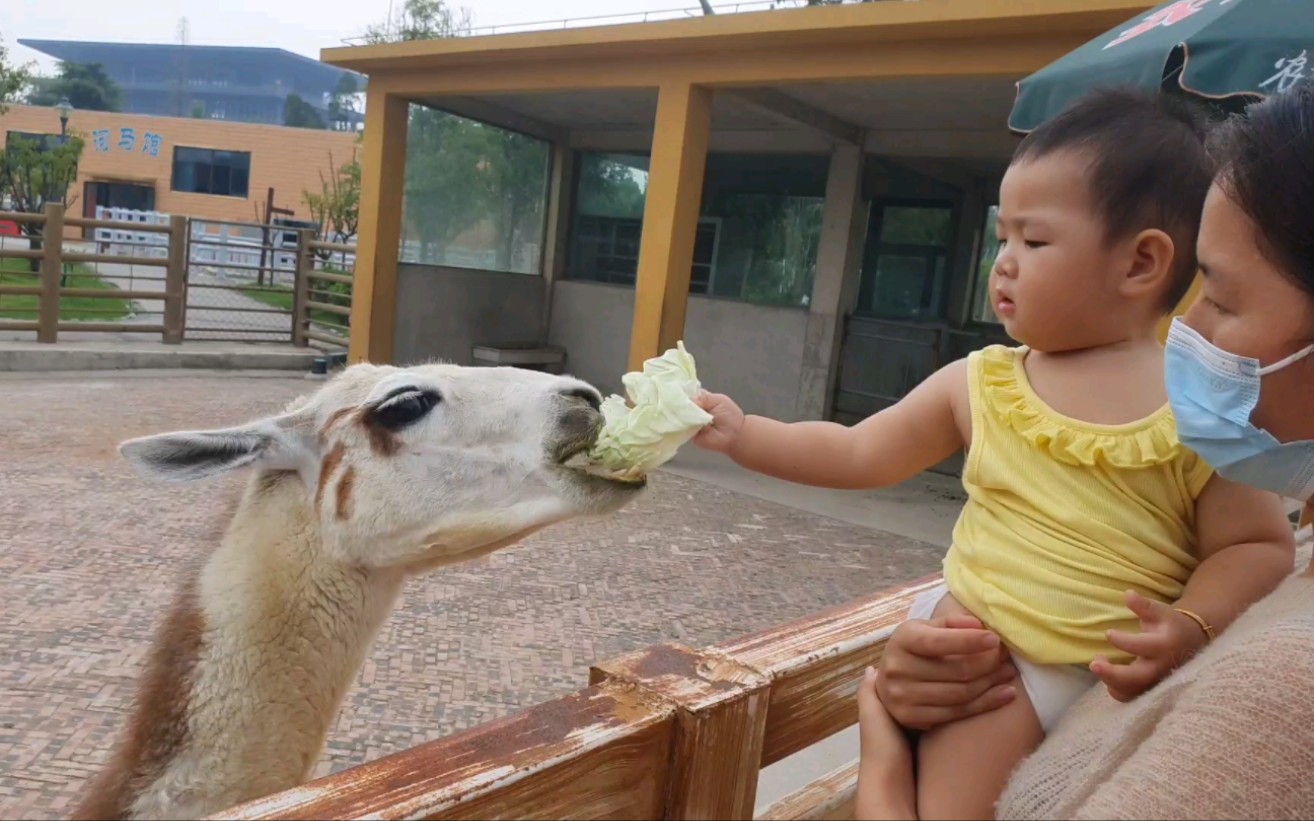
[1173,608,1216,643]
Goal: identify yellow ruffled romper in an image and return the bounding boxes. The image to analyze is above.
[910,344,1215,729]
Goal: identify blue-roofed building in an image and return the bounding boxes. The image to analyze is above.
[17,39,364,128]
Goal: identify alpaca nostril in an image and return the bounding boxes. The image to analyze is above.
[561,387,602,413]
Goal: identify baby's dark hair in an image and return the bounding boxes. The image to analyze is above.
[1012,86,1215,312]
[1208,79,1314,299]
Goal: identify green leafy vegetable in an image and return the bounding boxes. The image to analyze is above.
[584,341,713,481]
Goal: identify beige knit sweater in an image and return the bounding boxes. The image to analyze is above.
[997,569,1314,819]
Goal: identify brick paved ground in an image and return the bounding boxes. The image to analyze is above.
[0,373,947,819]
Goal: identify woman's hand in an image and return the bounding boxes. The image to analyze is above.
[876,613,1019,731]
[692,391,746,455]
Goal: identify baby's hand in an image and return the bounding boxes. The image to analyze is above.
[692,391,746,454]
[1091,590,1211,702]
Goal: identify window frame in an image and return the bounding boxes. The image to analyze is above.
[564,149,826,308]
[854,197,960,322]
[967,200,1004,327]
[170,146,252,198]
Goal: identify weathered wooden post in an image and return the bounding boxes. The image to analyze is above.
[292,230,313,347]
[162,215,188,344]
[590,643,771,820]
[37,202,64,344]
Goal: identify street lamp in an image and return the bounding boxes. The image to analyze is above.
[56,97,72,143]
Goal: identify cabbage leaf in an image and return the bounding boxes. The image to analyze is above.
[583,341,713,481]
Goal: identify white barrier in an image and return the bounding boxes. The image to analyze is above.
[89,208,356,282]
[93,206,171,259]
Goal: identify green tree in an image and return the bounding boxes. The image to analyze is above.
[364,0,551,273]
[0,132,85,270]
[190,101,205,118]
[0,34,32,115]
[304,143,362,248]
[577,154,647,219]
[363,0,471,43]
[283,93,326,129]
[327,74,359,129]
[28,62,122,111]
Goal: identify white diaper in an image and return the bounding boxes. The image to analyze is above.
[906,583,1097,733]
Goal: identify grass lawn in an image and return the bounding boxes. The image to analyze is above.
[241,282,350,333]
[0,257,133,321]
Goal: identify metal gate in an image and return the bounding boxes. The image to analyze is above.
[182,219,297,342]
[832,316,1011,422]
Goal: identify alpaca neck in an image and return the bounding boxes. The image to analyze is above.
[133,475,406,819]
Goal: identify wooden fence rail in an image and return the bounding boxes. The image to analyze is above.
[292,235,354,351]
[0,203,187,344]
[216,575,941,821]
[1,203,357,347]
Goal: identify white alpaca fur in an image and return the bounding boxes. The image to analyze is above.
[73,363,644,820]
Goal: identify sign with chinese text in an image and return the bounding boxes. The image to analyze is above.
[90,127,164,158]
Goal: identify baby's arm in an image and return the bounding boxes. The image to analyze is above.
[1094,474,1295,701]
[697,359,967,490]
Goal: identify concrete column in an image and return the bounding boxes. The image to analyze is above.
[539,141,575,345]
[348,89,409,365]
[794,144,867,421]
[628,83,712,372]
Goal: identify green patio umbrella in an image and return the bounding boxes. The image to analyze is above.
[1009,0,1313,133]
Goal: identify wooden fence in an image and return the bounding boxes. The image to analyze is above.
[294,236,354,351]
[214,575,941,821]
[0,202,356,348]
[0,203,186,343]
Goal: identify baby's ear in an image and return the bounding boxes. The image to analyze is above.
[1123,228,1176,296]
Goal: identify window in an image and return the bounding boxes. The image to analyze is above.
[171,147,251,197]
[568,152,649,284]
[567,151,827,307]
[5,131,59,154]
[399,105,550,275]
[970,204,1002,324]
[855,203,956,320]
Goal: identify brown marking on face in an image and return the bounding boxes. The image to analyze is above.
[316,442,346,512]
[335,466,355,521]
[357,407,401,457]
[70,576,206,821]
[321,406,355,440]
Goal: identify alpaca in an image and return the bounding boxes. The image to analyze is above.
[72,362,645,820]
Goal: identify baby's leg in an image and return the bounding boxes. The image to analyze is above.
[916,593,1044,820]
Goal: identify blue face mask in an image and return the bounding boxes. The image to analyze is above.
[1165,317,1314,501]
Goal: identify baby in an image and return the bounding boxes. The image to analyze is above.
[693,88,1296,819]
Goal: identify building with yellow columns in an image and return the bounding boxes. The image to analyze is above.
[325,0,1175,434]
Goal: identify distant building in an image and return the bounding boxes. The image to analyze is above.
[1,104,359,236]
[18,39,364,128]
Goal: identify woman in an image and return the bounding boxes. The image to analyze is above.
[863,79,1314,818]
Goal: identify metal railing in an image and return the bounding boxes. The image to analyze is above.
[341,0,877,44]
[215,573,940,820]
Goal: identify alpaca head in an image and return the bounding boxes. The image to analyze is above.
[118,363,644,571]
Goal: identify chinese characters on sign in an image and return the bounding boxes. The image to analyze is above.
[1261,49,1309,94]
[90,127,163,158]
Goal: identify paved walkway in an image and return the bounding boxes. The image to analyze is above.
[0,372,950,819]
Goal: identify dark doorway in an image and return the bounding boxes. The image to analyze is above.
[82,181,157,237]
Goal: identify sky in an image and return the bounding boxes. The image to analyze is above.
[3,0,756,74]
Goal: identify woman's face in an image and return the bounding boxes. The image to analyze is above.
[1184,181,1314,442]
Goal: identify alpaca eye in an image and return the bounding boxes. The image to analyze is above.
[372,390,439,430]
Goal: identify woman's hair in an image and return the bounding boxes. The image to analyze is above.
[1209,80,1314,296]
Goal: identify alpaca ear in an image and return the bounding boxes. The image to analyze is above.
[119,414,313,482]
